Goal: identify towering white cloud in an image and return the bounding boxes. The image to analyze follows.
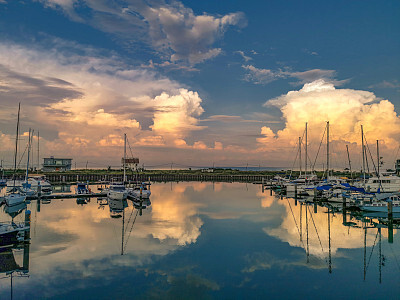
[151,89,204,141]
[0,41,209,166]
[258,80,400,168]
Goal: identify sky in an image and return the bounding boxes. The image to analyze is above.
[0,0,399,169]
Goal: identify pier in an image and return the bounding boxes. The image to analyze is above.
[40,173,272,184]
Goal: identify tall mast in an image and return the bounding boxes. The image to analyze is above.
[305,122,308,178]
[37,131,40,171]
[121,205,125,255]
[306,204,309,263]
[123,133,126,183]
[299,137,302,176]
[30,129,34,172]
[328,207,332,273]
[377,140,380,175]
[346,145,353,180]
[361,125,366,188]
[13,103,21,189]
[326,121,329,179]
[363,222,367,281]
[26,128,32,182]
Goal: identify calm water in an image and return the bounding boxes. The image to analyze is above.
[0,182,399,299]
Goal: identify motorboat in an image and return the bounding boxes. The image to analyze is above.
[128,182,151,200]
[107,182,128,200]
[76,182,91,195]
[109,198,128,218]
[362,172,400,193]
[0,222,29,247]
[361,194,400,213]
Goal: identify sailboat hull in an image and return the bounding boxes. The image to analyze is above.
[5,194,26,207]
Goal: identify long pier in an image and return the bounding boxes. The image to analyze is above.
[41,173,272,184]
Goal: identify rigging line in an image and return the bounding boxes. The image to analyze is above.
[286,198,306,250]
[364,134,379,175]
[390,145,400,170]
[312,124,327,171]
[17,142,29,169]
[126,137,135,159]
[307,205,329,265]
[124,204,135,234]
[366,230,379,272]
[289,139,301,180]
[124,209,139,252]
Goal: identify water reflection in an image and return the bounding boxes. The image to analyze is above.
[0,183,399,299]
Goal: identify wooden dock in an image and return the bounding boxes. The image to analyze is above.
[26,192,107,200]
[41,173,272,184]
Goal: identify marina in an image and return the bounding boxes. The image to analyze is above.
[1,1,399,299]
[1,181,399,299]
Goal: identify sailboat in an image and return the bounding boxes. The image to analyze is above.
[0,160,6,186]
[20,129,36,196]
[5,103,26,207]
[107,133,128,200]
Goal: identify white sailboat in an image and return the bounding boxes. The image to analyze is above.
[5,103,26,207]
[107,133,128,200]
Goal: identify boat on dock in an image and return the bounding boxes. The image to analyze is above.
[107,182,128,200]
[6,176,52,193]
[5,103,26,207]
[75,182,91,195]
[127,182,151,200]
[0,222,29,247]
[361,172,400,193]
[361,194,400,213]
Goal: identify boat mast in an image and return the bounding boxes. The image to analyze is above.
[25,128,32,183]
[123,133,126,183]
[13,103,21,190]
[363,222,367,281]
[305,122,308,179]
[121,205,125,255]
[346,145,353,180]
[30,129,34,173]
[299,137,302,176]
[361,125,366,188]
[328,207,332,273]
[306,204,309,263]
[377,140,380,175]
[326,121,329,179]
[378,227,382,284]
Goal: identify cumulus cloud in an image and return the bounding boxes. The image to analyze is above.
[257,79,400,168]
[144,3,246,64]
[0,41,214,166]
[151,89,205,142]
[39,0,246,65]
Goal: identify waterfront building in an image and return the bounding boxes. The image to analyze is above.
[43,157,72,172]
